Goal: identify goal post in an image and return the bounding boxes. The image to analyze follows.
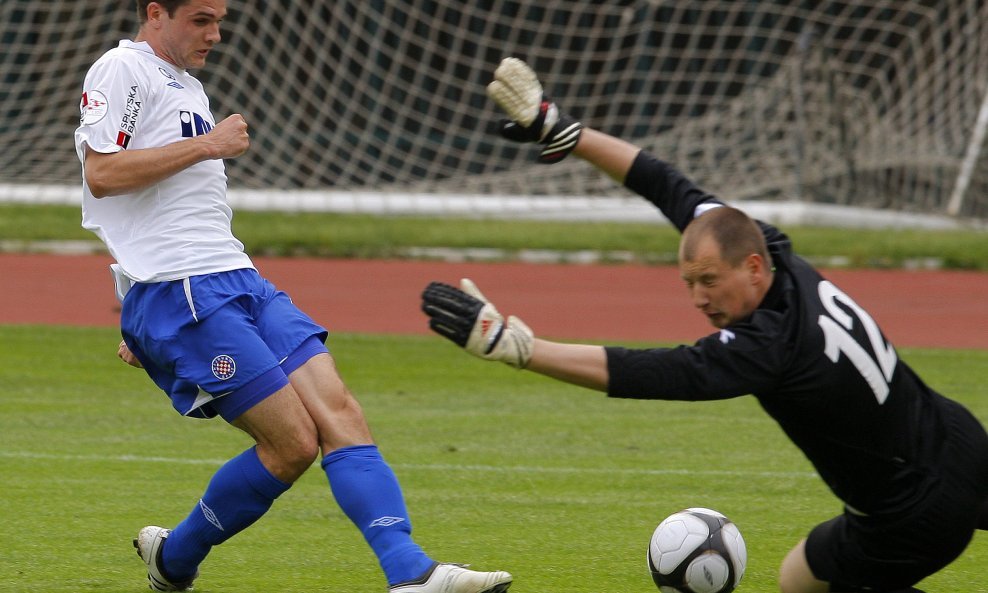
[2,1,987,222]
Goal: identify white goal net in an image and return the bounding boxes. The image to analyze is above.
[2,1,987,221]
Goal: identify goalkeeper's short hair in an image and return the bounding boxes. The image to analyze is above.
[681,206,770,268]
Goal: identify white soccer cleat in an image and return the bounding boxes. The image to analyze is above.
[133,526,198,591]
[389,563,512,593]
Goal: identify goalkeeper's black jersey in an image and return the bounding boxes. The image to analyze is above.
[606,151,958,515]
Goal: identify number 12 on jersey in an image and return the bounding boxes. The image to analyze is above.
[817,280,898,404]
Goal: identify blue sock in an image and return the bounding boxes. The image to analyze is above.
[322,444,434,585]
[162,447,290,581]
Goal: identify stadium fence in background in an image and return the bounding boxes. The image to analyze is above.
[2,1,987,228]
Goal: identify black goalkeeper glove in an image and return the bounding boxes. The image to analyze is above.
[487,57,583,164]
[421,278,534,368]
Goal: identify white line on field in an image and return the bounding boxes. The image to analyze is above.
[0,450,818,479]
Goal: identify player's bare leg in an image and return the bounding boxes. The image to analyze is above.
[285,352,374,452]
[779,539,828,593]
[232,385,322,481]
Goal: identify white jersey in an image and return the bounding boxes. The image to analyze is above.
[75,40,253,283]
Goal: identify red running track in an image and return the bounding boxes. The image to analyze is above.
[2,253,986,350]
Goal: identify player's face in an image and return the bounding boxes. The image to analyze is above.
[679,235,765,329]
[153,0,226,70]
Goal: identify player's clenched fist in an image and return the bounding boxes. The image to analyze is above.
[487,57,583,163]
[202,113,250,159]
[421,278,534,368]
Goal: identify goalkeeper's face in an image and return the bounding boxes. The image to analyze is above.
[151,0,226,70]
[679,234,770,329]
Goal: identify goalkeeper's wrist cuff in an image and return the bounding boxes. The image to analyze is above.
[489,315,534,369]
[538,116,583,164]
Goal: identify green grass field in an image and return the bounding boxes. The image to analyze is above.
[0,325,985,592]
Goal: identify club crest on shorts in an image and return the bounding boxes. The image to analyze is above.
[211,354,236,380]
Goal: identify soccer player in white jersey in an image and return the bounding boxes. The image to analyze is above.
[74,2,512,592]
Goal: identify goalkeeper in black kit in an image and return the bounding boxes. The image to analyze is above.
[421,58,988,593]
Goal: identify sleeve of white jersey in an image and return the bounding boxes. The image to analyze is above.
[74,54,148,163]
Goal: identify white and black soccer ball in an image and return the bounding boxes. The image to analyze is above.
[647,507,747,593]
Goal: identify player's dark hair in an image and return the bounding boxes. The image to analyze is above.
[681,206,769,268]
[135,0,189,24]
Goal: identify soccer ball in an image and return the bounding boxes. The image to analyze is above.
[647,507,746,593]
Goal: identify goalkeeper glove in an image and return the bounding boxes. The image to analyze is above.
[421,278,534,368]
[487,57,583,164]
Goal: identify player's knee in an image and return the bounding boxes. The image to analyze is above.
[287,433,321,474]
[778,546,800,592]
[262,430,320,482]
[779,540,828,593]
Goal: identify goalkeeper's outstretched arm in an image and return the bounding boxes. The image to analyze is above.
[421,279,609,391]
[527,339,609,392]
[571,128,642,185]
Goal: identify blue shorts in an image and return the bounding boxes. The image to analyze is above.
[120,268,329,422]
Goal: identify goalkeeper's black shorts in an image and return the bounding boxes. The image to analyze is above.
[805,399,988,591]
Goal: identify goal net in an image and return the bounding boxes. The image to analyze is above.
[2,1,987,221]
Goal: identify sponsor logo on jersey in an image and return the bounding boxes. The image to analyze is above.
[211,354,236,380]
[718,329,736,344]
[80,90,108,125]
[115,131,132,149]
[118,85,142,136]
[180,110,213,137]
